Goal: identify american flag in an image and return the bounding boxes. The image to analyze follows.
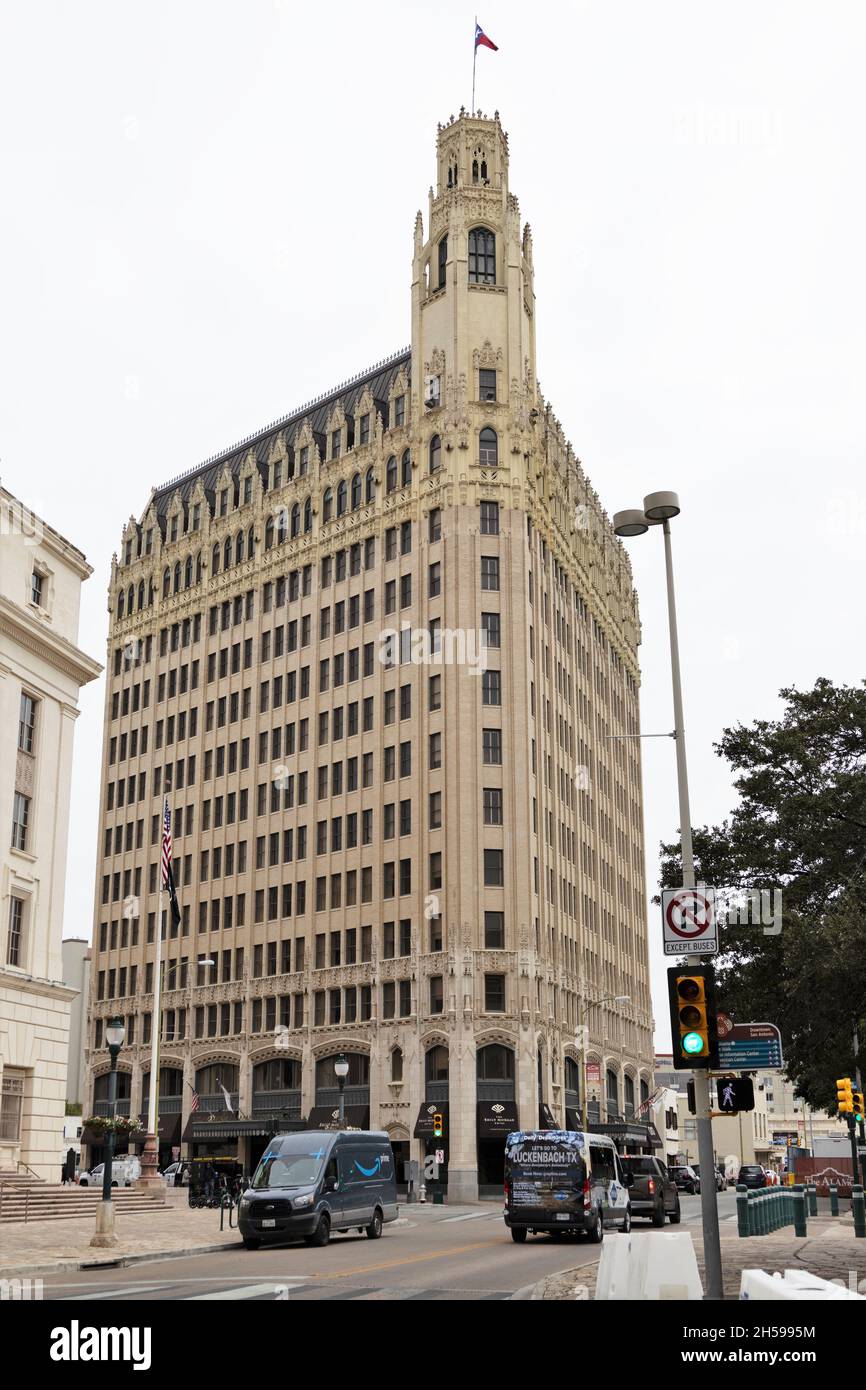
[161,798,172,886]
[188,1081,199,1113]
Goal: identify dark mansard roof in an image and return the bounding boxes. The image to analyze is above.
[148,347,411,521]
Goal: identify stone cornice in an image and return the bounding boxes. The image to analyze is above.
[0,967,78,1004]
[0,595,102,688]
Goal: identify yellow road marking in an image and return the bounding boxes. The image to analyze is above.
[300,1236,505,1280]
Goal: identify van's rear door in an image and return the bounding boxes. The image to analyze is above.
[506,1136,585,1224]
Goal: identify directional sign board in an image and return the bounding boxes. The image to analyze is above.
[662,886,718,956]
[717,1022,783,1072]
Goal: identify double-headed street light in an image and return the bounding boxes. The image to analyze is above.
[613,489,723,1302]
[90,1015,125,1248]
[334,1055,349,1129]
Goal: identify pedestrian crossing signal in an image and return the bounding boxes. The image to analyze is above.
[716,1077,755,1113]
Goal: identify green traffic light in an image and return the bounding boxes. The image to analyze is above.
[683,1031,705,1055]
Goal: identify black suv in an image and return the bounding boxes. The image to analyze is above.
[737,1164,767,1189]
[620,1156,681,1226]
[669,1164,700,1194]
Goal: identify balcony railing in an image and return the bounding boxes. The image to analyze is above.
[140,1095,183,1114]
[477,1082,516,1102]
[92,1099,131,1117]
[314,1086,369,1110]
[195,1093,239,1114]
[252,1090,301,1116]
[425,1081,449,1103]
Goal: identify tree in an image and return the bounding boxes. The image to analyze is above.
[658,678,866,1113]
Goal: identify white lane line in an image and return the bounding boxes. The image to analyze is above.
[188,1282,303,1301]
[62,1284,170,1301]
[441,1212,501,1223]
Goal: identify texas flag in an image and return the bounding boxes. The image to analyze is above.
[475,21,498,51]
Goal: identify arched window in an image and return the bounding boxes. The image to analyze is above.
[148,579,155,606]
[235,530,244,565]
[565,1056,580,1102]
[337,480,347,516]
[211,543,220,574]
[624,1073,635,1117]
[640,1078,649,1107]
[223,537,232,570]
[401,450,411,487]
[252,1058,301,1093]
[137,580,145,610]
[117,588,125,619]
[537,1049,545,1100]
[264,517,274,550]
[195,553,202,584]
[472,157,479,183]
[438,235,448,289]
[322,488,333,523]
[162,567,170,597]
[276,509,287,544]
[290,503,300,539]
[425,1045,449,1084]
[429,435,441,474]
[476,1044,515,1082]
[247,526,255,558]
[184,556,192,589]
[391,1047,403,1082]
[479,427,498,468]
[173,561,181,593]
[314,1053,369,1093]
[126,584,134,614]
[469,226,496,284]
[386,456,397,493]
[303,498,312,533]
[365,467,375,503]
[481,159,488,181]
[195,1063,239,1096]
[606,1068,619,1119]
[351,473,361,510]
[93,1071,131,1104]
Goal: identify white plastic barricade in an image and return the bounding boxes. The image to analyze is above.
[596,1231,704,1300]
[740,1269,865,1300]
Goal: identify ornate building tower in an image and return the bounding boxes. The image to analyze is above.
[84,114,653,1202]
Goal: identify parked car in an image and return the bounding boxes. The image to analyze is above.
[668,1164,700,1194]
[161,1161,189,1188]
[737,1164,768,1189]
[79,1155,141,1188]
[239,1130,398,1249]
[693,1164,725,1193]
[504,1130,633,1243]
[619,1155,681,1226]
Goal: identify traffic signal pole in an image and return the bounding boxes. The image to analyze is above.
[662,518,724,1302]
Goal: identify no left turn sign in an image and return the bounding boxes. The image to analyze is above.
[662,886,718,956]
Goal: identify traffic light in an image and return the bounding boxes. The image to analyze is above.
[667,965,719,1070]
[432,1112,444,1139]
[853,1092,865,1124]
[836,1078,854,1114]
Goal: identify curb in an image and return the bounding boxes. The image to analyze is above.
[0,1240,242,1281]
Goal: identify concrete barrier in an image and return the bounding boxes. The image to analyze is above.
[597,1231,703,1301]
[740,1269,865,1301]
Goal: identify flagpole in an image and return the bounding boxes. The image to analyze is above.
[148,874,163,1140]
[472,15,477,113]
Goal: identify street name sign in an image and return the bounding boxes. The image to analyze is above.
[662,886,718,956]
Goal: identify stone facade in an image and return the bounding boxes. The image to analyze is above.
[85,114,654,1199]
[0,488,101,1179]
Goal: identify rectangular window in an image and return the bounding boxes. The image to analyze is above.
[480,556,500,591]
[11,793,30,851]
[484,848,504,886]
[17,694,37,753]
[480,500,499,536]
[484,910,505,949]
[479,368,497,402]
[6,897,24,966]
[483,787,503,825]
[482,728,502,764]
[482,669,501,706]
[484,973,506,1012]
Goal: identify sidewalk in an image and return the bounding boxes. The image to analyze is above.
[533,1216,866,1299]
[0,1190,243,1279]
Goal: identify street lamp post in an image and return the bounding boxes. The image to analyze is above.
[578,994,630,1130]
[613,489,724,1301]
[91,1016,125,1248]
[334,1055,349,1129]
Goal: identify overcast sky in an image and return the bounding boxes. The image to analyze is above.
[1,1,863,1043]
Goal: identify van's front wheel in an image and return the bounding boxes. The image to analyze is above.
[365,1209,383,1240]
[306,1214,331,1248]
[511,1227,527,1243]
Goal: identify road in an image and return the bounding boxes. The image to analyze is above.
[40,1191,736,1301]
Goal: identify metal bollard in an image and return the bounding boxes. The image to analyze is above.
[829,1183,839,1217]
[807,1183,818,1217]
[793,1184,807,1238]
[736,1184,749,1238]
[853,1185,866,1239]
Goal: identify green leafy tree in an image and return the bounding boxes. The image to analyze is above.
[658,678,866,1113]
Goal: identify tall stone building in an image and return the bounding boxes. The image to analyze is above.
[85,114,653,1200]
[0,487,101,1179]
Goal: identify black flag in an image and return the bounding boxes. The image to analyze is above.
[166,860,181,930]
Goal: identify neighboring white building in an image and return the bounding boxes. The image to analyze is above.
[0,488,101,1179]
[62,937,91,1107]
